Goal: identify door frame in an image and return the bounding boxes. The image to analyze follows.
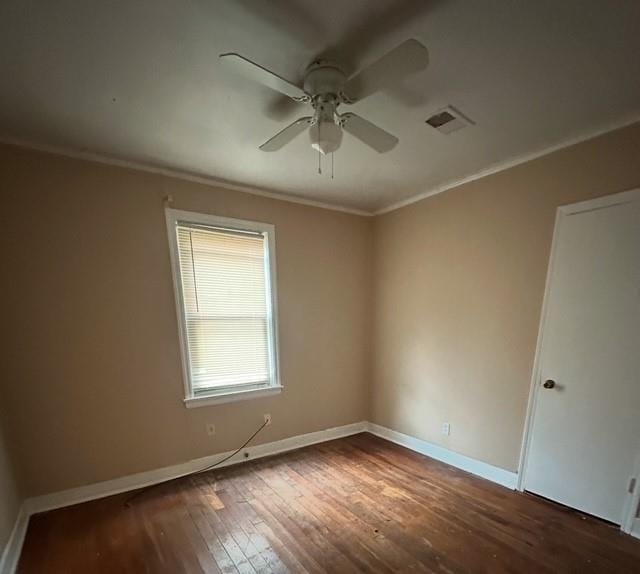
[516,187,640,536]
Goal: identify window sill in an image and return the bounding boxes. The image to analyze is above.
[184,385,283,408]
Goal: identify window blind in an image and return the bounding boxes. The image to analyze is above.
[175,224,272,393]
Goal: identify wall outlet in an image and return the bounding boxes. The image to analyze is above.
[441,422,451,436]
[263,413,272,426]
[206,423,216,436]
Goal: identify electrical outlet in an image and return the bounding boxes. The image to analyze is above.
[441,422,451,436]
[263,413,272,426]
[206,423,216,436]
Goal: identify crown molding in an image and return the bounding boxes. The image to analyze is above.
[374,114,640,215]
[3,113,639,219]
[0,137,372,217]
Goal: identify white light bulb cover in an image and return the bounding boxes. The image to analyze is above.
[309,120,342,155]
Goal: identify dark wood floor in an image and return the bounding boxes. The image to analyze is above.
[18,433,640,573]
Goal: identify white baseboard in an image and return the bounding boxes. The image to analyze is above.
[366,422,519,490]
[24,418,640,573]
[26,420,368,516]
[0,505,29,574]
[17,421,519,522]
[1,420,366,573]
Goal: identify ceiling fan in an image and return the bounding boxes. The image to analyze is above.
[220,39,429,155]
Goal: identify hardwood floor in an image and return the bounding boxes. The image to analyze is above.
[18,433,640,573]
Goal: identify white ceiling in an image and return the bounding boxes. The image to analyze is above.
[1,0,639,213]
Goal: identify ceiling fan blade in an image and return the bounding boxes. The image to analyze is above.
[259,117,313,151]
[341,113,398,153]
[341,39,429,102]
[220,53,309,101]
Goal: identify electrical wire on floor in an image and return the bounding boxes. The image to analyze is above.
[124,419,269,507]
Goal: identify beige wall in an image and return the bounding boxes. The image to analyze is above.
[1,122,639,500]
[372,122,640,471]
[0,418,21,556]
[0,144,372,496]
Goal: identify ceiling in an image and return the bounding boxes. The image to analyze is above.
[1,1,639,213]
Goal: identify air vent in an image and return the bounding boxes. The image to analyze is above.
[425,106,473,134]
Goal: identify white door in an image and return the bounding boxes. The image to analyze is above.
[524,193,640,524]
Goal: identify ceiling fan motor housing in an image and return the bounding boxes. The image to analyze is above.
[303,61,346,97]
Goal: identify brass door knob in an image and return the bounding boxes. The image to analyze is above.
[543,379,556,389]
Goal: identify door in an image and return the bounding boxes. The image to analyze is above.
[524,193,640,524]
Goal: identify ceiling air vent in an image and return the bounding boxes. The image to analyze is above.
[425,106,473,134]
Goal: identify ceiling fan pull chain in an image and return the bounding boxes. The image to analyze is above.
[318,121,322,174]
[331,152,334,179]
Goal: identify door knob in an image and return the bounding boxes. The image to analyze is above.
[543,379,556,389]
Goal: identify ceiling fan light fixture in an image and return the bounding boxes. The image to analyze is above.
[309,120,342,155]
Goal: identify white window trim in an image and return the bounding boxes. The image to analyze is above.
[165,208,282,407]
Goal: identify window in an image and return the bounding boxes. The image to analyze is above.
[166,209,281,407]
